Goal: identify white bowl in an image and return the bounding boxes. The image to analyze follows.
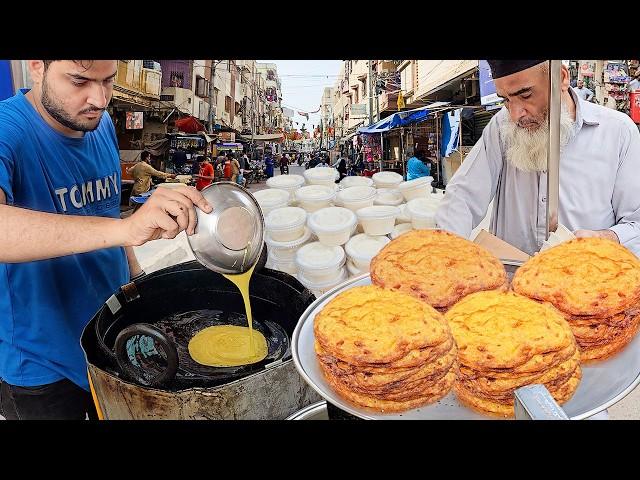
[398,176,433,202]
[265,256,298,275]
[336,186,377,212]
[396,203,412,224]
[297,267,348,298]
[346,259,367,278]
[265,226,313,261]
[295,241,346,283]
[356,205,400,236]
[372,171,403,189]
[407,197,438,230]
[390,222,414,239]
[374,188,404,206]
[345,233,391,272]
[307,207,357,246]
[253,188,290,216]
[303,167,338,187]
[340,176,374,189]
[294,185,336,213]
[265,207,307,242]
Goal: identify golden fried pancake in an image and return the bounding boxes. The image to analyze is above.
[579,313,640,362]
[512,238,640,317]
[446,291,575,370]
[322,364,456,413]
[314,285,450,365]
[460,350,580,396]
[370,230,506,309]
[454,367,581,418]
[319,344,457,392]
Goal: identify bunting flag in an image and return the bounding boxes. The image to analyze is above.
[298,111,309,120]
[397,91,406,111]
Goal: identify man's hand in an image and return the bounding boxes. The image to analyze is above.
[574,229,620,242]
[119,185,212,246]
[169,173,177,179]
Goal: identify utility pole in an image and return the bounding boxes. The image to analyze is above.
[207,60,216,133]
[368,60,374,125]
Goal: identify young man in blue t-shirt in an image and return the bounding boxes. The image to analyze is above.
[0,60,213,419]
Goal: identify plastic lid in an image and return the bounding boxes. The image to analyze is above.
[265,206,307,231]
[266,174,305,189]
[253,188,290,207]
[308,206,357,233]
[265,225,313,249]
[407,197,439,218]
[391,223,413,239]
[295,184,336,202]
[295,241,345,272]
[345,234,390,262]
[398,176,433,191]
[340,176,374,189]
[304,167,338,182]
[337,186,377,203]
[346,260,366,276]
[372,171,403,185]
[374,188,404,206]
[356,205,401,219]
[298,267,348,290]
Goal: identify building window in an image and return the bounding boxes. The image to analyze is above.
[196,75,209,98]
[235,102,241,115]
[225,96,231,113]
[170,71,184,88]
[362,79,367,99]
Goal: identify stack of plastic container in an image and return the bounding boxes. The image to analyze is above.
[266,174,306,202]
[264,206,312,275]
[345,234,391,278]
[372,171,403,189]
[253,188,290,216]
[303,167,338,187]
[295,241,347,298]
[397,176,434,202]
[336,186,377,212]
[339,176,374,189]
[294,185,336,212]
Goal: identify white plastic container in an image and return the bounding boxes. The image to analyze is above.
[391,222,414,239]
[307,207,357,246]
[372,171,403,189]
[265,226,313,262]
[407,197,438,230]
[266,174,306,201]
[346,259,367,278]
[398,176,433,202]
[396,203,412,224]
[266,257,298,275]
[340,176,374,189]
[252,188,290,216]
[298,267,348,298]
[374,188,404,206]
[294,185,336,213]
[336,186,377,212]
[303,167,338,187]
[345,234,391,272]
[295,241,346,283]
[265,207,307,242]
[356,205,400,236]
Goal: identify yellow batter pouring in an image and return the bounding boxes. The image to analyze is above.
[188,263,268,367]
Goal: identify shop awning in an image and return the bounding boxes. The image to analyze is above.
[175,115,205,134]
[357,102,450,134]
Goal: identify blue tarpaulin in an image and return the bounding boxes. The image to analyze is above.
[357,102,450,134]
[441,108,462,158]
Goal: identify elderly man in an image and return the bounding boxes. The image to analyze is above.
[435,60,640,257]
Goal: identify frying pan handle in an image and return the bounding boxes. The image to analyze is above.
[114,323,179,388]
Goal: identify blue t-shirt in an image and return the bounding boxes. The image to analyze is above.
[407,156,431,181]
[0,90,129,390]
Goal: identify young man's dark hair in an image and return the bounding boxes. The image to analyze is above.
[141,150,151,162]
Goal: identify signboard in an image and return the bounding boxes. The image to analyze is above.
[350,103,368,117]
[479,60,502,106]
[125,111,144,130]
[218,131,235,142]
[580,61,595,78]
[282,107,295,118]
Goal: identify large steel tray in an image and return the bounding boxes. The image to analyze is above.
[292,271,640,420]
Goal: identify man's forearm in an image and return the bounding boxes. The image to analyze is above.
[0,204,126,263]
[124,245,143,278]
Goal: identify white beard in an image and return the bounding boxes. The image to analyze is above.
[501,102,576,172]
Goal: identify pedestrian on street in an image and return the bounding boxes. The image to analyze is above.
[0,60,213,420]
[194,156,215,191]
[574,79,594,102]
[280,153,289,175]
[229,153,241,183]
[406,149,432,181]
[127,150,176,203]
[264,151,275,178]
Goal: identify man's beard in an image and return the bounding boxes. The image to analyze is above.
[500,101,575,172]
[41,76,104,132]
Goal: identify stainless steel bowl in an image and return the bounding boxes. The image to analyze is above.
[187,182,265,275]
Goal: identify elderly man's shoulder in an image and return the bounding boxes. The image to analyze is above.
[584,101,638,133]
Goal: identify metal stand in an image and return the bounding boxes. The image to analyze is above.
[546,60,562,239]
